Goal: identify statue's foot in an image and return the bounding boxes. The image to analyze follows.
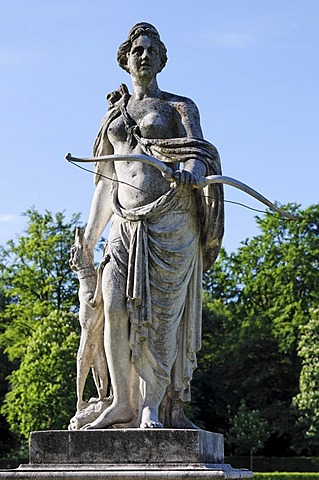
[171,405,201,430]
[140,420,163,428]
[82,402,133,429]
[140,407,163,429]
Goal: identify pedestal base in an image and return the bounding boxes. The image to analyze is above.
[30,429,224,464]
[0,429,253,479]
[3,462,253,479]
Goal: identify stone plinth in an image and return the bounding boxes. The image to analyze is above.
[30,429,224,464]
[0,429,253,479]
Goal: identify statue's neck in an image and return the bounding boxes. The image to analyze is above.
[131,76,161,100]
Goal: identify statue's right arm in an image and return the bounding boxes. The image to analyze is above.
[84,128,115,251]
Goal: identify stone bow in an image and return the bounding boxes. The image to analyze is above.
[66,153,299,220]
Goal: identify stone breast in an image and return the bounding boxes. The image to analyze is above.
[138,112,168,138]
[108,107,176,145]
[107,115,127,145]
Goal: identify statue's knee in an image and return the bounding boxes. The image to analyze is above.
[104,302,127,324]
[103,290,126,319]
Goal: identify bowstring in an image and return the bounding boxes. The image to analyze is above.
[69,160,148,193]
[68,160,284,219]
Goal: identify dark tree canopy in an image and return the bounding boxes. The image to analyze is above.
[191,204,319,455]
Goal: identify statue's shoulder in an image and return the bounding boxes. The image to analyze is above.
[162,91,200,115]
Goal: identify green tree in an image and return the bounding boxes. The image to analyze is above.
[189,294,235,432]
[1,311,78,439]
[0,208,81,443]
[293,309,319,453]
[227,400,269,470]
[197,204,319,454]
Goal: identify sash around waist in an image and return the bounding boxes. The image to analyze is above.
[110,182,196,222]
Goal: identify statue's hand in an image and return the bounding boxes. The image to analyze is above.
[170,169,201,188]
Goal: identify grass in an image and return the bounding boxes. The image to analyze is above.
[254,474,319,480]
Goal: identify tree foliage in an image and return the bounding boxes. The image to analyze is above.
[0,208,81,441]
[1,311,78,438]
[293,309,319,451]
[192,204,319,455]
[227,400,269,469]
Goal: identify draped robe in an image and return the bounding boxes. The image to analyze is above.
[94,84,224,426]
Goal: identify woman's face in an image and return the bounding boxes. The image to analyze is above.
[127,35,161,79]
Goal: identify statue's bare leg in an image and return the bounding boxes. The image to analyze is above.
[139,309,184,428]
[139,339,178,429]
[84,263,134,429]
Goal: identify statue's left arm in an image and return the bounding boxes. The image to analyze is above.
[173,98,208,185]
[172,97,224,267]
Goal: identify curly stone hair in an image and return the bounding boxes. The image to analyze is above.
[117,22,168,74]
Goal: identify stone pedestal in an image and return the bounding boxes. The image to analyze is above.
[0,429,253,479]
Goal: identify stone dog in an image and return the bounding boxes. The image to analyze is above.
[68,227,111,429]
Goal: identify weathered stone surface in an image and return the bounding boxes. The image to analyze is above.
[29,429,224,464]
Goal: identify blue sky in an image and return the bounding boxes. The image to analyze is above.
[1,0,318,253]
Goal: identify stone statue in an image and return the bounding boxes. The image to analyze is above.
[69,22,224,430]
[69,228,111,422]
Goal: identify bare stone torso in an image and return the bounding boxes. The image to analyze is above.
[107,95,182,209]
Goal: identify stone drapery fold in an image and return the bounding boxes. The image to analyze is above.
[93,83,224,423]
[107,185,201,407]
